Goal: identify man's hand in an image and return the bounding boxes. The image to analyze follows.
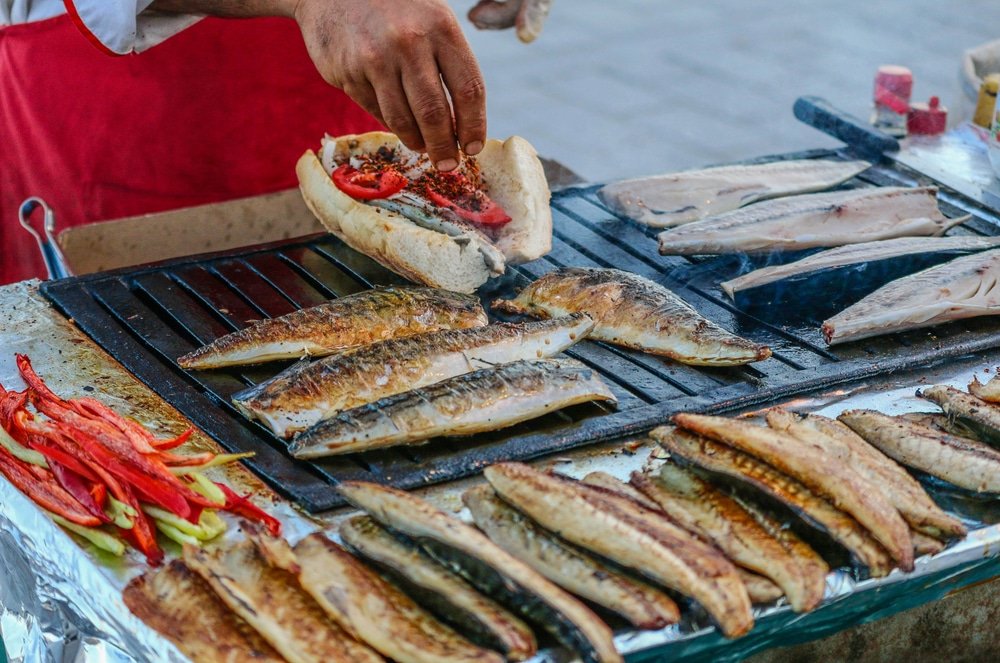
[150,0,486,171]
[295,0,486,171]
[468,0,553,43]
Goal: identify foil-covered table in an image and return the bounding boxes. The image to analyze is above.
[1,281,999,662]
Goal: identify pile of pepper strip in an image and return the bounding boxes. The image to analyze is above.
[0,354,280,565]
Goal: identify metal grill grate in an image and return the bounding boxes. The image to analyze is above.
[41,149,1000,512]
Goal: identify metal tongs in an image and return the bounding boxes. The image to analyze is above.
[19,197,71,279]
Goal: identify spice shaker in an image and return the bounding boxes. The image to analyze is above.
[871,65,913,137]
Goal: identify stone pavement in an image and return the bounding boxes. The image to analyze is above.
[451,0,1000,183]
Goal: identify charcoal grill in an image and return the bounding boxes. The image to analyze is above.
[39,144,1000,512]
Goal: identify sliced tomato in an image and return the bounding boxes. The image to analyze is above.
[426,189,511,226]
[332,164,407,200]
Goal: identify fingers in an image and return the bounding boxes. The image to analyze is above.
[373,74,426,153]
[401,69,460,170]
[343,80,385,128]
[438,44,487,157]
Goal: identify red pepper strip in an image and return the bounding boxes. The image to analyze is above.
[0,389,29,433]
[15,354,65,404]
[54,422,195,519]
[150,427,193,451]
[71,398,158,454]
[24,434,101,482]
[0,447,102,526]
[117,497,163,566]
[48,461,111,524]
[32,397,214,512]
[90,482,107,511]
[214,482,282,536]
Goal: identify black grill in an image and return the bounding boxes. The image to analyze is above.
[40,148,1000,512]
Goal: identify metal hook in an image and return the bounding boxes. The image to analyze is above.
[18,197,71,280]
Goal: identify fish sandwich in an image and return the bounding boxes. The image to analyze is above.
[297,131,553,293]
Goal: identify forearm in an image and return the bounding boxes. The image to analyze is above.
[149,0,299,18]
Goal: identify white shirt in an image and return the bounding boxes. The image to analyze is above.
[0,0,201,54]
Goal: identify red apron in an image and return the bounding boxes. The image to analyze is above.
[0,14,381,284]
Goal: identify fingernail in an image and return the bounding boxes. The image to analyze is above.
[465,141,483,156]
[436,158,458,172]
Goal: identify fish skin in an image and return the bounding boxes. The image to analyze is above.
[335,481,622,663]
[823,249,1000,345]
[178,286,489,369]
[720,235,1000,301]
[288,358,616,458]
[839,409,1000,494]
[463,484,680,630]
[728,492,830,598]
[631,466,824,613]
[657,186,963,256]
[123,560,285,663]
[651,426,895,577]
[182,540,384,663]
[918,384,1000,447]
[340,516,537,661]
[895,412,982,440]
[765,409,965,541]
[969,373,1000,403]
[598,159,871,228]
[672,413,914,571]
[234,314,594,438]
[484,463,754,639]
[492,267,770,366]
[293,533,503,663]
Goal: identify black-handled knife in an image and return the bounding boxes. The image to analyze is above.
[793,95,900,159]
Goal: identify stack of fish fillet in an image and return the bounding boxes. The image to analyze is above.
[840,371,1000,494]
[178,286,619,458]
[123,392,978,663]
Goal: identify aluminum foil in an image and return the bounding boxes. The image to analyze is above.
[2,279,1000,662]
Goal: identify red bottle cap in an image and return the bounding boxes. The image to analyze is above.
[907,96,947,135]
[874,65,913,114]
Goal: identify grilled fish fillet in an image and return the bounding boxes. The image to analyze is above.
[336,481,621,663]
[340,516,537,661]
[288,358,616,458]
[463,484,680,630]
[673,413,913,570]
[292,533,503,663]
[918,384,1000,446]
[178,286,488,369]
[737,570,784,604]
[493,267,770,366]
[969,373,1000,402]
[657,186,964,256]
[895,412,982,440]
[585,469,826,607]
[484,463,754,639]
[823,249,1000,345]
[234,314,594,438]
[183,539,383,663]
[598,158,870,228]
[839,409,1000,493]
[729,493,831,596]
[581,470,661,509]
[122,560,284,663]
[632,466,825,613]
[652,426,894,576]
[765,409,965,541]
[719,236,1000,302]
